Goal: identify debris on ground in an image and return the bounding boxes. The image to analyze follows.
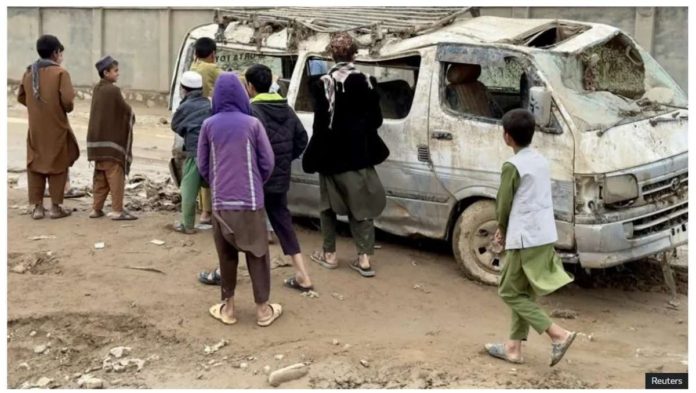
[239,362,249,370]
[125,175,181,212]
[94,242,106,250]
[550,309,579,319]
[150,239,166,246]
[33,344,48,354]
[34,377,55,388]
[77,374,104,389]
[268,363,310,387]
[18,362,30,371]
[158,117,169,125]
[332,339,340,346]
[29,235,56,241]
[331,292,345,301]
[274,354,285,361]
[360,359,370,368]
[109,346,131,359]
[204,339,228,355]
[7,251,60,274]
[301,290,320,299]
[263,365,272,374]
[413,283,431,294]
[121,266,166,275]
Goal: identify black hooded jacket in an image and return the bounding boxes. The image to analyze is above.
[302,73,389,175]
[251,98,308,194]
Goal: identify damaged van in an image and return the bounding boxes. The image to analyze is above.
[170,8,688,285]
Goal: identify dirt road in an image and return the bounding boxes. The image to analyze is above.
[6,99,688,388]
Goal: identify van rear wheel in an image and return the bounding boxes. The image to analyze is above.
[452,200,502,286]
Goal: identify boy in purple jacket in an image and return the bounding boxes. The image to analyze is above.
[198,72,282,327]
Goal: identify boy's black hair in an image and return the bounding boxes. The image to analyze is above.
[194,37,217,59]
[244,64,273,94]
[36,35,64,59]
[502,109,536,147]
[98,60,119,79]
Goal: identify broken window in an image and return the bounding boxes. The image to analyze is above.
[186,46,297,97]
[581,34,645,99]
[519,22,590,48]
[294,55,421,120]
[442,57,528,120]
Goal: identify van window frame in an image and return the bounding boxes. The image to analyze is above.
[435,43,563,134]
[293,52,422,121]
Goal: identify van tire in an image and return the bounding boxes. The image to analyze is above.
[452,200,502,286]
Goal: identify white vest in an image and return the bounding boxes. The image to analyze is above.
[504,147,558,250]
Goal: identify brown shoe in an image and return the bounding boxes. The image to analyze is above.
[49,206,72,219]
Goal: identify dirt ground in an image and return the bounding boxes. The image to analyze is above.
[5,99,689,389]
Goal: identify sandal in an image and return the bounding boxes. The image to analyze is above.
[208,303,237,325]
[284,276,314,292]
[173,223,196,234]
[484,343,525,364]
[49,206,72,219]
[32,206,46,220]
[110,211,138,221]
[198,269,221,285]
[310,250,338,270]
[350,259,375,278]
[257,303,283,327]
[550,331,577,367]
[89,210,105,219]
[64,188,86,199]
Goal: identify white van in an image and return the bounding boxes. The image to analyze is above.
[170,8,688,285]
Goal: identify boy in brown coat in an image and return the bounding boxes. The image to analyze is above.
[86,56,137,220]
[18,35,80,219]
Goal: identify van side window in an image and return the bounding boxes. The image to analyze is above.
[443,57,527,119]
[295,55,421,120]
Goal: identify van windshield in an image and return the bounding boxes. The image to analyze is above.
[534,35,687,133]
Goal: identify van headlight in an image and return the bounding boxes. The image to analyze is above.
[603,175,639,205]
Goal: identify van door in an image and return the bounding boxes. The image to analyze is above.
[427,43,576,282]
[287,50,453,239]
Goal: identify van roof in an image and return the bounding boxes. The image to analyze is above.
[188,12,620,57]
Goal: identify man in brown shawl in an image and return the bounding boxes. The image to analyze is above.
[86,55,137,220]
[18,35,80,220]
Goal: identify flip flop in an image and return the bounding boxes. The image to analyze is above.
[89,210,105,219]
[484,343,525,364]
[194,223,212,231]
[310,250,338,270]
[350,259,375,278]
[199,219,212,226]
[173,223,196,234]
[208,303,237,325]
[550,331,577,367]
[111,211,138,221]
[32,206,46,220]
[257,303,283,327]
[284,276,314,293]
[198,269,221,285]
[49,207,72,219]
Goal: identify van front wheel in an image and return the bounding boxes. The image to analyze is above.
[452,200,502,286]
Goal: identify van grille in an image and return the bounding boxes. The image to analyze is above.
[630,201,688,239]
[641,172,688,202]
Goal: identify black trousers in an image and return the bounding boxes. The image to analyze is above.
[265,192,301,256]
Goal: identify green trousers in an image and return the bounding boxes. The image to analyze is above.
[498,246,559,340]
[180,157,205,230]
[320,208,375,256]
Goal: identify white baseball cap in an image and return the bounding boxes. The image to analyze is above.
[180,71,203,89]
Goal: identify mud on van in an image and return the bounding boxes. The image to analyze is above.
[169,7,688,285]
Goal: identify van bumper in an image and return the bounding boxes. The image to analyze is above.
[574,219,688,269]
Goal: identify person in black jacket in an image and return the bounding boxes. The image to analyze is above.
[170,71,211,234]
[302,32,389,278]
[197,64,314,292]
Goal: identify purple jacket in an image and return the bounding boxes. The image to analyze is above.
[197,73,275,211]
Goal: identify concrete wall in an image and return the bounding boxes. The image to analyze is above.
[7,7,688,92]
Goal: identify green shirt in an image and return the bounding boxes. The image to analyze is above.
[495,162,520,237]
[190,60,222,98]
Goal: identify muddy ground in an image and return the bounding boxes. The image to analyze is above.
[5,99,689,388]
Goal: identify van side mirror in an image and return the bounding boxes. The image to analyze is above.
[528,86,552,127]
